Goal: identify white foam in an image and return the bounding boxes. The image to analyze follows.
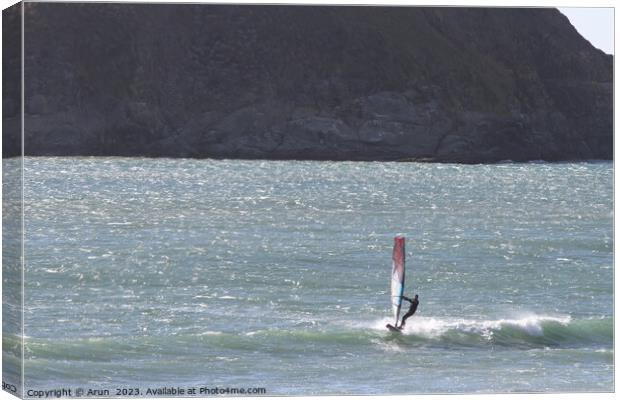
[595,348,612,353]
[358,313,571,338]
[198,331,223,336]
[490,315,571,336]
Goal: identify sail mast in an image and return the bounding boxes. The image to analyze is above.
[391,236,406,326]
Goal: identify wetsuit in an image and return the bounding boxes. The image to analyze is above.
[399,296,419,328]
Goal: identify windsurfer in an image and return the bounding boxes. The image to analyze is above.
[398,294,419,329]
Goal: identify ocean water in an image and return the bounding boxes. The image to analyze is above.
[6,157,614,395]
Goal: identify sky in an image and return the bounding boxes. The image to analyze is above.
[559,7,614,54]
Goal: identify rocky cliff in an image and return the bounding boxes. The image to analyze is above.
[5,4,613,162]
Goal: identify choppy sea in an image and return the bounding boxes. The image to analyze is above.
[3,158,614,395]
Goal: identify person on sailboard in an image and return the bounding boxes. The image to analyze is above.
[399,294,419,329]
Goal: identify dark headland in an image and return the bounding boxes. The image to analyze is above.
[3,4,613,163]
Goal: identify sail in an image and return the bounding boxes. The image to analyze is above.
[391,236,406,326]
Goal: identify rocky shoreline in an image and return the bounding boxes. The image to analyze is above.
[3,5,613,162]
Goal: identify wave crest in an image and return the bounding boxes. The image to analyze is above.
[369,314,611,348]
[18,314,612,363]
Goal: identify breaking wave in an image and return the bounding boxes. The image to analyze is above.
[364,314,612,348]
[16,314,612,365]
